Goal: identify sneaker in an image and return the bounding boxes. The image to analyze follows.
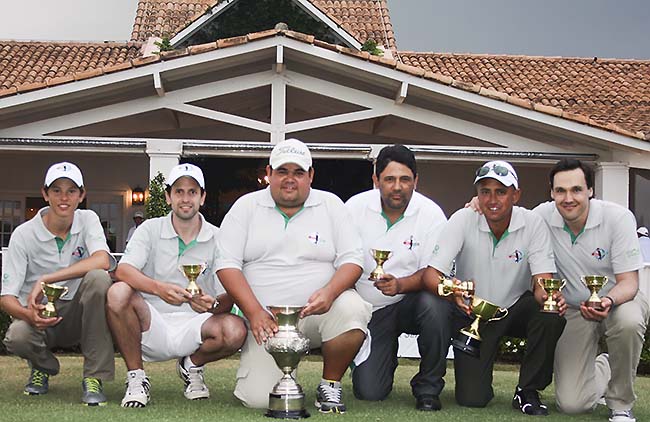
[176,357,210,400]
[609,409,636,422]
[81,377,107,406]
[512,387,549,416]
[24,368,49,395]
[315,380,346,414]
[121,370,151,408]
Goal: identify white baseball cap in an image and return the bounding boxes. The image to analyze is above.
[167,163,205,189]
[44,162,84,188]
[637,227,649,237]
[269,138,312,171]
[134,211,144,219]
[474,160,519,189]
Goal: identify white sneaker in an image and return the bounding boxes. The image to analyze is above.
[121,370,151,408]
[609,409,636,422]
[176,357,210,400]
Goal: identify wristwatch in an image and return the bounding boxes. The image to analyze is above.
[211,297,220,311]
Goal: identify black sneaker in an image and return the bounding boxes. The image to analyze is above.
[416,395,441,411]
[512,387,548,416]
[24,368,49,395]
[315,381,346,414]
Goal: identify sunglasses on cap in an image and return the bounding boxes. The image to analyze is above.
[475,164,518,180]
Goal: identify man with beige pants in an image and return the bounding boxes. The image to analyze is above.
[216,139,372,414]
[536,159,649,422]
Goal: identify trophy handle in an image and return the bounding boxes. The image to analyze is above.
[488,307,509,322]
[559,279,567,291]
[61,286,69,299]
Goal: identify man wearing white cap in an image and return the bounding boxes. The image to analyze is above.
[106,163,246,408]
[216,139,372,413]
[1,162,115,406]
[125,211,145,245]
[637,227,650,263]
[424,160,566,416]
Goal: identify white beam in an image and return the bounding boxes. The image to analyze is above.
[270,75,286,144]
[153,72,165,97]
[286,109,389,133]
[395,81,408,104]
[166,103,271,133]
[276,45,284,73]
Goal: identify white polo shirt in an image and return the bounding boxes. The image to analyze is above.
[345,189,447,310]
[428,207,556,308]
[1,208,110,306]
[534,200,643,308]
[120,212,224,314]
[215,187,364,308]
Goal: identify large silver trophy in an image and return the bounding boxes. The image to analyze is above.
[265,306,310,419]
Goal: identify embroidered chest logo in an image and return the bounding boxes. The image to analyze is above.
[307,232,321,245]
[403,235,420,250]
[508,250,524,263]
[592,248,607,261]
[72,246,85,258]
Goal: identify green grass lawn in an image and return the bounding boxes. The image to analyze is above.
[0,354,647,421]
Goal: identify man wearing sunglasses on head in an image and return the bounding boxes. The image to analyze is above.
[423,160,567,416]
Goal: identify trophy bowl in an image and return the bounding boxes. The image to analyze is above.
[452,296,508,358]
[536,278,566,313]
[438,277,475,298]
[369,249,392,281]
[41,282,69,318]
[179,263,206,296]
[581,275,609,311]
[265,305,310,419]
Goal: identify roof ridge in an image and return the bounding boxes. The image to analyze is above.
[396,51,650,63]
[0,40,143,47]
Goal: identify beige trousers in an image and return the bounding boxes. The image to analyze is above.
[234,289,372,409]
[554,292,649,413]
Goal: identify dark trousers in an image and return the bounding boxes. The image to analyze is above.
[353,291,452,400]
[452,291,566,407]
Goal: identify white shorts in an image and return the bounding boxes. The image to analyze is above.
[141,303,213,362]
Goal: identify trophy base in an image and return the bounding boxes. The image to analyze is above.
[541,306,560,313]
[41,310,57,318]
[265,409,310,419]
[586,300,604,311]
[452,332,480,358]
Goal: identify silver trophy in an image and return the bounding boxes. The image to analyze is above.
[265,305,310,419]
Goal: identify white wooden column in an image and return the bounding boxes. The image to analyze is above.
[595,162,629,207]
[270,71,287,145]
[146,139,182,181]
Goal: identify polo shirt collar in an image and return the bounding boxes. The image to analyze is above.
[257,186,321,208]
[478,206,525,233]
[34,207,81,241]
[161,212,213,242]
[368,189,421,217]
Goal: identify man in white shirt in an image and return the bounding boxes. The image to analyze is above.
[424,160,566,416]
[1,162,114,406]
[125,211,145,245]
[538,159,649,422]
[216,138,372,413]
[106,163,246,408]
[636,227,650,263]
[345,145,450,411]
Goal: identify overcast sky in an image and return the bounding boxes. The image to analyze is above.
[1,0,648,60]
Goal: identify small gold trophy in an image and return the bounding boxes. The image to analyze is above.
[581,275,609,310]
[41,282,69,318]
[265,305,310,419]
[452,296,508,358]
[369,249,392,281]
[438,277,475,298]
[179,264,206,296]
[536,278,566,313]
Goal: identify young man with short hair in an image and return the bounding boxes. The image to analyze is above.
[537,159,649,422]
[107,163,246,408]
[1,162,115,406]
[216,138,372,413]
[424,160,566,416]
[346,144,451,411]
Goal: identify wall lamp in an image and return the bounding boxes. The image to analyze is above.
[132,186,145,205]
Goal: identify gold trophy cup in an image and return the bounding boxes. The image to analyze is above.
[536,278,566,313]
[41,282,69,318]
[265,305,310,419]
[179,263,206,296]
[452,296,508,358]
[581,275,609,310]
[369,249,392,281]
[438,277,476,298]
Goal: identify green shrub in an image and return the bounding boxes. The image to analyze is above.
[0,310,9,353]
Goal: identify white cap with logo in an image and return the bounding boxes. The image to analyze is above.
[638,226,649,237]
[167,163,205,189]
[474,160,519,189]
[269,138,312,171]
[44,162,84,188]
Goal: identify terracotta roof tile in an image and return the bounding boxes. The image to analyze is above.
[131,0,214,42]
[399,52,650,139]
[0,40,141,92]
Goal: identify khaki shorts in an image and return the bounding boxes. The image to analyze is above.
[141,303,213,362]
[234,289,372,408]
